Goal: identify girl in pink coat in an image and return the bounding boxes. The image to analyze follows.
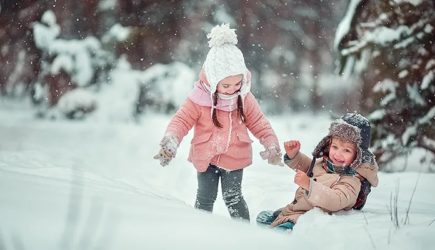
[154,24,283,221]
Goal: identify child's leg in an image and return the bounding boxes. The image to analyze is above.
[194,165,219,212]
[221,168,250,221]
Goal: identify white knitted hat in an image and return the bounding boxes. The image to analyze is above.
[203,24,249,95]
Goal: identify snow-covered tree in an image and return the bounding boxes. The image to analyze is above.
[136,62,195,115]
[173,0,349,113]
[335,0,435,166]
[0,0,42,97]
[32,10,116,106]
[2,0,350,114]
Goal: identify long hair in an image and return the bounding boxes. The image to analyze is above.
[212,92,222,128]
[212,92,246,128]
[237,94,246,123]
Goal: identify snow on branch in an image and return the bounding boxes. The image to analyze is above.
[334,0,362,50]
[402,106,435,145]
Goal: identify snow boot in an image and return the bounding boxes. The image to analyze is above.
[256,210,277,225]
[256,210,294,231]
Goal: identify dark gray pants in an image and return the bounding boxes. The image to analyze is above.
[194,164,250,221]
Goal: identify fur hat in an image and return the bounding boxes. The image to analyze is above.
[203,23,249,95]
[312,113,375,170]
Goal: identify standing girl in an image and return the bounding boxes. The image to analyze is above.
[154,24,283,221]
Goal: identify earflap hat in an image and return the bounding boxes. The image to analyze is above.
[312,113,375,170]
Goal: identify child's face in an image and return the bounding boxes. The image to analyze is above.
[328,138,357,166]
[216,74,243,95]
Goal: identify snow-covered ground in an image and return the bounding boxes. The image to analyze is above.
[1,100,434,250]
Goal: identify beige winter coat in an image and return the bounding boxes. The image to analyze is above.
[271,152,379,227]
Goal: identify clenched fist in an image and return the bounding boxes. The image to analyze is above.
[294,170,310,190]
[284,140,301,159]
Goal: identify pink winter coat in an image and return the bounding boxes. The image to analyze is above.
[271,152,379,226]
[165,92,280,172]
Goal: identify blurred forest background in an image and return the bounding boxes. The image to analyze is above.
[0,0,434,168]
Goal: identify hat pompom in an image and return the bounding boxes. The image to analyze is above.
[207,23,238,48]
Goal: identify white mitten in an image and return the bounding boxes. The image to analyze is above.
[153,135,179,166]
[260,146,284,166]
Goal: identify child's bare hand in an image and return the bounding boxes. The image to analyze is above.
[294,170,310,190]
[284,140,301,158]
